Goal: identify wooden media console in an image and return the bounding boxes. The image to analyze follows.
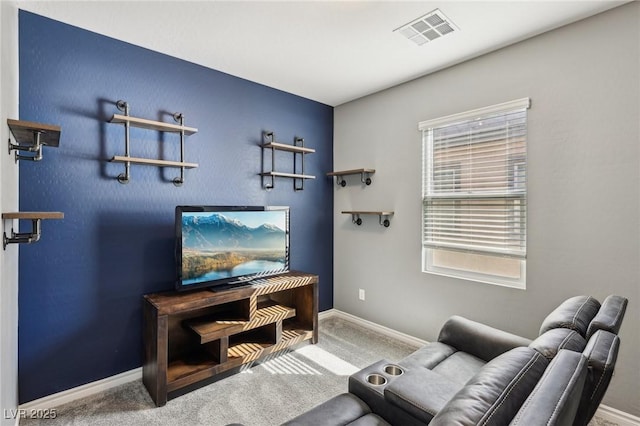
[143,271,318,406]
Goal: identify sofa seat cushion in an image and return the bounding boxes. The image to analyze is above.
[430,347,549,426]
[539,296,600,337]
[346,414,390,426]
[529,328,586,360]
[384,367,460,423]
[398,342,456,371]
[282,393,372,426]
[431,351,486,386]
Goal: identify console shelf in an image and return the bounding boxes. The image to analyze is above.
[165,323,313,393]
[143,271,318,406]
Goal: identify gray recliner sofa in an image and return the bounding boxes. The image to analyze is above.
[283,294,627,426]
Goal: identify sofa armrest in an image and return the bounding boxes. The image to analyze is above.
[438,315,532,362]
[384,368,460,424]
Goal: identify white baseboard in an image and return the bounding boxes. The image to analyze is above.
[320,308,428,348]
[16,311,640,425]
[18,367,142,415]
[596,404,640,426]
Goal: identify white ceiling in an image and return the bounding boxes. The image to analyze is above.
[18,0,629,106]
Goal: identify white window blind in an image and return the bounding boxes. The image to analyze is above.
[420,98,530,259]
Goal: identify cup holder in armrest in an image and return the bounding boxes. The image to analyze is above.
[366,374,387,386]
[383,364,404,376]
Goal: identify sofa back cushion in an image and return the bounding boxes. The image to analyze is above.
[438,316,532,363]
[586,295,628,340]
[529,328,586,360]
[539,296,600,337]
[510,350,587,425]
[574,330,621,426]
[430,347,548,426]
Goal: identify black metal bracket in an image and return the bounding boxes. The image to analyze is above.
[3,219,41,249]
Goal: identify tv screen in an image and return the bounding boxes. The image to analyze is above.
[175,206,290,291]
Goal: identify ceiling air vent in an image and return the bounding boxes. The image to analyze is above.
[394,9,458,46]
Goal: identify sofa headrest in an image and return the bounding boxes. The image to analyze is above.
[539,296,601,337]
[529,328,586,360]
[510,350,587,425]
[430,347,548,426]
[586,295,628,340]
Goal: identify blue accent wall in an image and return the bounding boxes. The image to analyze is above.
[18,11,333,403]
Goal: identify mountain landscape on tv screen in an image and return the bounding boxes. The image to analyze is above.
[181,213,286,283]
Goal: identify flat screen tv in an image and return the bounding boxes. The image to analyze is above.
[175,206,290,291]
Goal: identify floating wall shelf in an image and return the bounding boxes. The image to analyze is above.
[110,114,198,135]
[327,168,375,187]
[108,100,198,186]
[342,211,394,227]
[2,212,64,249]
[259,131,315,191]
[7,119,60,162]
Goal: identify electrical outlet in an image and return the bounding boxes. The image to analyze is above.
[358,289,365,301]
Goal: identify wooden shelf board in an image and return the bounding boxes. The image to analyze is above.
[7,119,61,147]
[187,301,296,344]
[326,168,375,177]
[109,114,198,135]
[166,326,313,392]
[342,211,394,216]
[261,142,315,154]
[145,272,316,315]
[259,171,316,180]
[251,272,317,297]
[110,156,198,169]
[2,212,64,220]
[227,326,312,362]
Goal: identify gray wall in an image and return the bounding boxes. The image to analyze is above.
[0,1,19,425]
[334,2,639,416]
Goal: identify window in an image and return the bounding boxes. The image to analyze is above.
[420,98,530,289]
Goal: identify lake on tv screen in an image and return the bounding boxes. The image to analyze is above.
[183,260,286,285]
